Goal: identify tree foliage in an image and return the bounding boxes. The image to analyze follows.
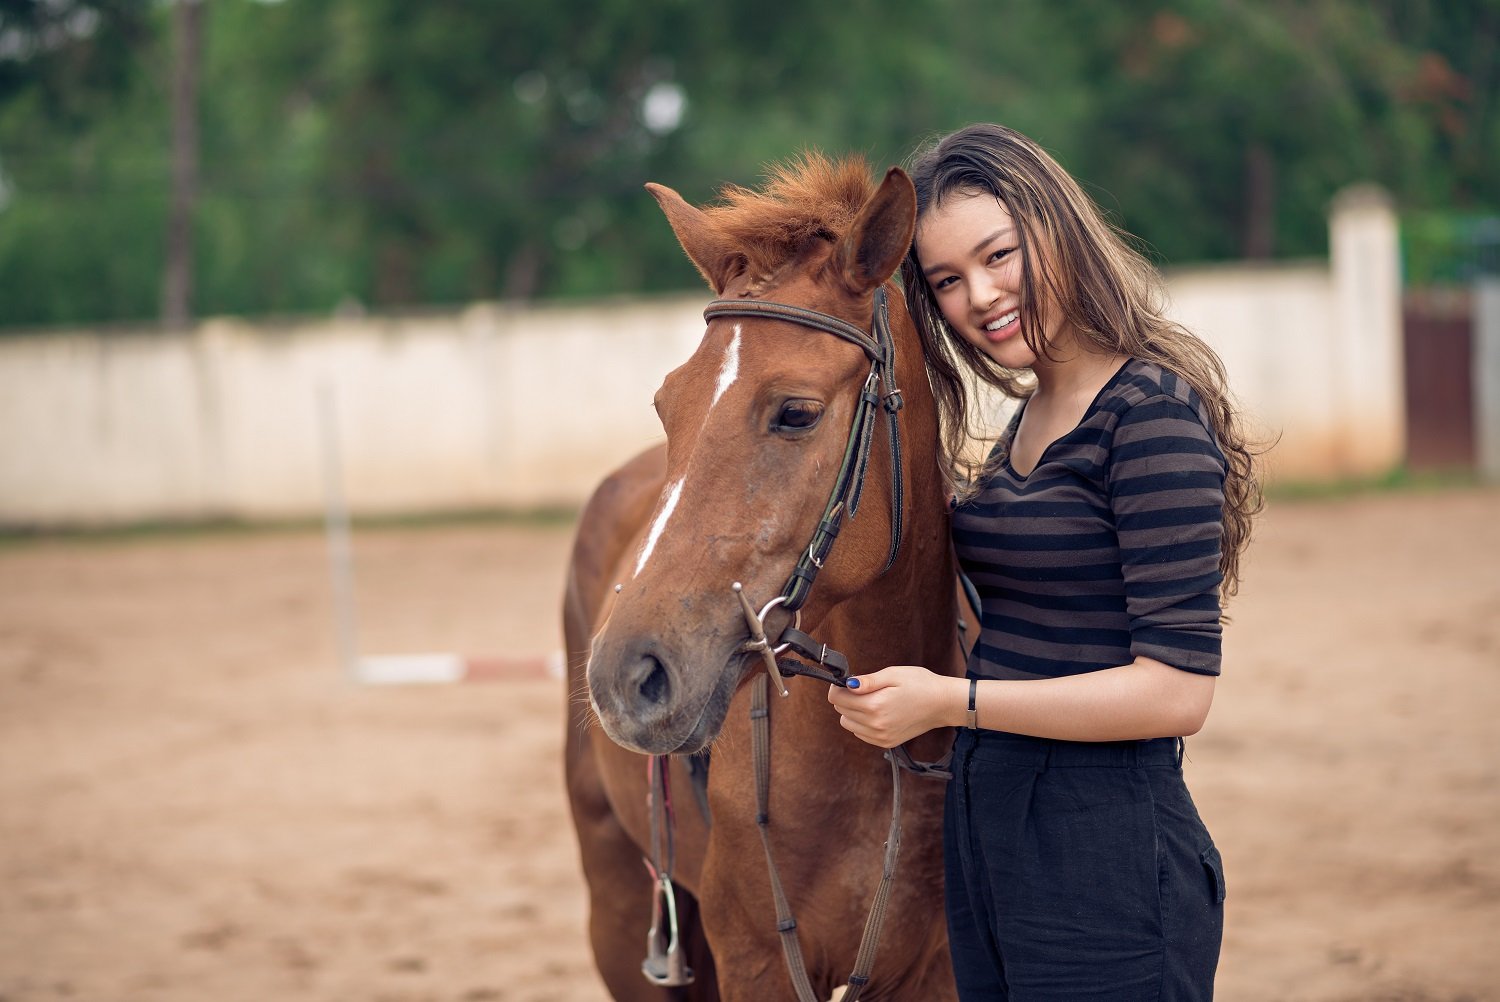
[0,0,1495,328]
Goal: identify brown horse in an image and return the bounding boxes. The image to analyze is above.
[563,157,961,1001]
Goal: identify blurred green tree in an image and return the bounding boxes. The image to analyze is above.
[0,0,1494,328]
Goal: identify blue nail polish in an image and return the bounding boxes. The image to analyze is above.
[847,678,860,690]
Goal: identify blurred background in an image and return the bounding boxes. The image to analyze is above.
[1,2,1498,1001]
[0,0,1497,526]
[0,0,1495,323]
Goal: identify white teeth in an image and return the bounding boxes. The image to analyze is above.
[985,310,1019,331]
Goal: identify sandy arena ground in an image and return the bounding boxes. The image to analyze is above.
[1,486,1497,1001]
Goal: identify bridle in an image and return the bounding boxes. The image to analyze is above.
[709,282,952,784]
[644,283,950,1002]
[706,286,905,699]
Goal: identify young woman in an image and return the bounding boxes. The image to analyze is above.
[828,123,1262,1000]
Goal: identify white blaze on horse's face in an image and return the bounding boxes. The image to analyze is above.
[633,476,684,578]
[634,325,741,580]
[710,325,741,409]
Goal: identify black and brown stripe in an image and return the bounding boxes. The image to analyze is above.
[954,358,1227,681]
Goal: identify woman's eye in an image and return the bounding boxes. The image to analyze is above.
[988,247,1014,264]
[773,399,823,432]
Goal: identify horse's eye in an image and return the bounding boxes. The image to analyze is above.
[773,399,823,433]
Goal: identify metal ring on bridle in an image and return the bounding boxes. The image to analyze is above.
[732,582,798,697]
[754,595,802,655]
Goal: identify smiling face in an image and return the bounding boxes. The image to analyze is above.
[914,190,1073,371]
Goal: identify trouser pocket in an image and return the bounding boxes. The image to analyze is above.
[1200,844,1227,904]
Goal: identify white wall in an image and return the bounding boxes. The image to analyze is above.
[1166,262,1345,479]
[0,298,705,524]
[0,189,1404,527]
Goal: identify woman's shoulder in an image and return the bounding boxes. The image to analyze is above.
[1097,358,1214,436]
[1103,358,1195,407]
[1097,359,1225,485]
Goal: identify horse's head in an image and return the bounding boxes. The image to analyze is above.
[587,159,921,755]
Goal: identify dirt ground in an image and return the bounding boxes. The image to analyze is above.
[1,486,1497,1002]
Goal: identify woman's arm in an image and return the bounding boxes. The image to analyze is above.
[826,657,1215,748]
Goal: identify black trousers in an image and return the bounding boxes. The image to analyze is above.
[943,727,1225,1001]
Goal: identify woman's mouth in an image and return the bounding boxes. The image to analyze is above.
[981,309,1020,342]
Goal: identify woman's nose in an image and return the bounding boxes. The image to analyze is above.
[968,272,999,313]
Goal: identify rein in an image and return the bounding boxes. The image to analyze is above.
[748,672,903,1002]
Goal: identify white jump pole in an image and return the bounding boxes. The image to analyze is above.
[317,380,361,681]
[316,379,564,686]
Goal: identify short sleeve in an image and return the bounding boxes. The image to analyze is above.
[1106,394,1226,675]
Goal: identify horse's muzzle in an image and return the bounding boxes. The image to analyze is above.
[587,637,729,755]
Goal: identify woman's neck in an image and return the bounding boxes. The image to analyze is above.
[1030,328,1128,403]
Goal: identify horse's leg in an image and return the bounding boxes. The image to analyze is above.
[671,883,721,1002]
[566,730,665,999]
[566,725,721,1001]
[692,919,784,1001]
[864,933,958,1001]
[693,844,811,1002]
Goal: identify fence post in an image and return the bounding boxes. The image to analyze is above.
[1475,278,1500,483]
[1329,185,1405,477]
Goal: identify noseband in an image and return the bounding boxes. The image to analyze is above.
[703,286,906,696]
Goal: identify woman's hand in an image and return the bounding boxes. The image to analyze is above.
[827,665,964,748]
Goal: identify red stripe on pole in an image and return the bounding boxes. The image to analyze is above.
[355,652,563,685]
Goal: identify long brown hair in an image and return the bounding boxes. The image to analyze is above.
[899,123,1264,599]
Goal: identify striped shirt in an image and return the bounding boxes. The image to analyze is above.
[953,358,1226,681]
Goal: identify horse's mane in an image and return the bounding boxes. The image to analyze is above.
[703,153,875,279]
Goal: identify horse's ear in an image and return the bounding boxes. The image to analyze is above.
[646,182,745,295]
[835,167,917,296]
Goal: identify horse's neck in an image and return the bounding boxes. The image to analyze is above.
[786,457,956,702]
[808,389,961,748]
[850,334,958,674]
[783,314,959,755]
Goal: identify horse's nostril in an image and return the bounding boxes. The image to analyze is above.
[638,656,670,706]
